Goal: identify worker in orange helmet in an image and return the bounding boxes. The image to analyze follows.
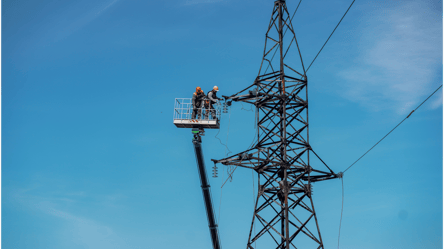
[192,86,205,119]
[205,86,222,120]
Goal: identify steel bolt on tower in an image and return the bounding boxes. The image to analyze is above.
[213,1,339,248]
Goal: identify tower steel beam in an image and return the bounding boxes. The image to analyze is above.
[212,1,339,248]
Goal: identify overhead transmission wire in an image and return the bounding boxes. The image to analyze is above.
[295,1,358,247]
[336,84,442,249]
[342,84,443,174]
[291,1,356,243]
[218,158,225,224]
[217,105,232,226]
[241,102,254,112]
[305,0,438,242]
[215,105,232,155]
[252,170,257,249]
[337,177,344,249]
[305,0,356,73]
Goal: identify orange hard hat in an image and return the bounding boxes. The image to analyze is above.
[196,86,202,92]
[213,86,219,91]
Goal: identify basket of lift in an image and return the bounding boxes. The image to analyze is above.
[173,98,221,129]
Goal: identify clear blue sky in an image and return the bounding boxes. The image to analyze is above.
[2,0,442,248]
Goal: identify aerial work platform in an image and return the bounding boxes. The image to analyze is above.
[173,98,223,249]
[173,98,221,129]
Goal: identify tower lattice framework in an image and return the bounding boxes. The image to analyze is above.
[213,1,339,248]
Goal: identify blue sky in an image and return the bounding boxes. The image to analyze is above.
[2,0,442,248]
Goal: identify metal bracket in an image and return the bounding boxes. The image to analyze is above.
[336,172,344,179]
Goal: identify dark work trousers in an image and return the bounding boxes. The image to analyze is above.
[192,104,203,119]
[204,102,216,120]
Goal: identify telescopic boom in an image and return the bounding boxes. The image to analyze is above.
[192,128,221,249]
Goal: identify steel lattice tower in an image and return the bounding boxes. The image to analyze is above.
[213,1,339,248]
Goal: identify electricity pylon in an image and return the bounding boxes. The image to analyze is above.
[213,1,339,248]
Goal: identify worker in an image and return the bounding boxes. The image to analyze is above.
[205,86,222,120]
[192,86,205,119]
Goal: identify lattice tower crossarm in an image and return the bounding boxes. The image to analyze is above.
[212,1,339,248]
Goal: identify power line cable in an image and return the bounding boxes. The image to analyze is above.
[221,165,238,188]
[252,170,257,249]
[337,177,344,249]
[337,85,441,248]
[337,85,441,247]
[225,105,232,156]
[218,159,225,224]
[215,106,232,155]
[241,102,254,112]
[305,0,356,73]
[215,130,231,154]
[343,84,443,173]
[217,106,232,226]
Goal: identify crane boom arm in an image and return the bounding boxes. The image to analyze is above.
[192,130,221,249]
